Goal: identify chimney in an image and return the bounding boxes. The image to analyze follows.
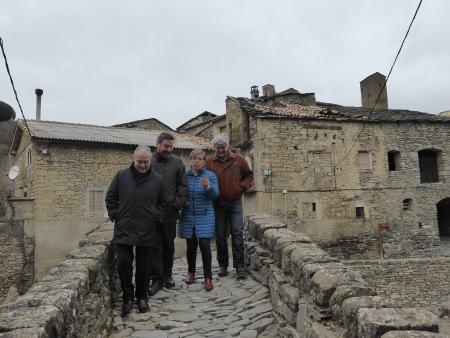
[262,84,275,97]
[35,88,43,121]
[360,72,388,109]
[250,86,259,99]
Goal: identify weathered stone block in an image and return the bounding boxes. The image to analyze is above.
[310,269,364,306]
[381,331,449,338]
[65,244,108,263]
[0,305,63,336]
[341,296,399,338]
[358,308,439,338]
[304,322,346,338]
[280,284,300,311]
[330,283,375,321]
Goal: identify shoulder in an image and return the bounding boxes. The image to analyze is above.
[232,153,247,164]
[203,169,217,179]
[150,170,163,182]
[170,155,185,166]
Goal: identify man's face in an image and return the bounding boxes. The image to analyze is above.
[214,144,229,159]
[157,139,174,158]
[133,151,151,173]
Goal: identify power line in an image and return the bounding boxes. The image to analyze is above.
[0,35,32,137]
[335,0,424,167]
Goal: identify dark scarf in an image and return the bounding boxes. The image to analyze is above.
[130,164,151,184]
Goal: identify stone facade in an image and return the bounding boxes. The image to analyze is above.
[176,111,217,132]
[177,114,226,141]
[346,257,450,308]
[9,128,194,278]
[244,214,446,338]
[227,93,450,259]
[0,120,16,216]
[0,221,116,337]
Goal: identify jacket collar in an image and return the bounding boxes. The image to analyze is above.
[188,166,205,176]
[212,151,235,162]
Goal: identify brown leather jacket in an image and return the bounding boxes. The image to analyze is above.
[205,152,254,207]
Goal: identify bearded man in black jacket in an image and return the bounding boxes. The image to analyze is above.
[148,132,188,295]
[106,145,166,316]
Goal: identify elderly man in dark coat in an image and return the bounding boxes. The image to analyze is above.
[106,145,166,316]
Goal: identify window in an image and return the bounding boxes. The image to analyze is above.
[219,125,226,134]
[402,199,413,210]
[25,145,32,167]
[312,203,316,212]
[388,151,400,171]
[418,149,439,183]
[89,190,104,212]
[356,207,365,219]
[358,151,372,170]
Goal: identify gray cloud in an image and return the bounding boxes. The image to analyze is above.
[1,0,449,129]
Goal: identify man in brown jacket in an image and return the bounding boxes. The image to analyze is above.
[205,134,254,279]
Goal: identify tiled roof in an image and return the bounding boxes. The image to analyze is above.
[234,97,450,123]
[16,120,212,149]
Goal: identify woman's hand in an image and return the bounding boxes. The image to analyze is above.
[200,177,210,188]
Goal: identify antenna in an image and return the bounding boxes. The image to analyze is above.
[8,165,20,180]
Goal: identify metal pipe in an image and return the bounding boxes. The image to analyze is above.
[35,88,43,121]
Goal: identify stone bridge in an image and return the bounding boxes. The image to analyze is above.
[0,215,449,338]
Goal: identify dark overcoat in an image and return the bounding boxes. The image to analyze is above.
[105,166,166,247]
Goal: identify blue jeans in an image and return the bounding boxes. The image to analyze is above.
[215,199,244,269]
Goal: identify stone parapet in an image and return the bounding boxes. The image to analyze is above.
[0,221,115,337]
[244,214,446,338]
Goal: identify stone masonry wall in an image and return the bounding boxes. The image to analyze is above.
[244,214,444,338]
[346,258,450,307]
[0,221,115,337]
[0,228,34,303]
[241,117,450,259]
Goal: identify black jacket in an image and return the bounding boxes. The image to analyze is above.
[105,165,166,247]
[151,153,188,222]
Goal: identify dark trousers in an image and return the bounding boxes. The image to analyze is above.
[186,234,212,278]
[116,243,151,301]
[151,220,176,280]
[215,199,244,269]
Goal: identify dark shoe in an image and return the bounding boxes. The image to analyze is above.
[149,280,162,296]
[163,276,175,288]
[218,266,228,277]
[121,299,133,317]
[185,272,195,285]
[137,298,149,313]
[236,267,247,280]
[204,278,213,291]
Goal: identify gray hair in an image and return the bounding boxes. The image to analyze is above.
[212,134,229,146]
[134,145,152,156]
[190,148,205,160]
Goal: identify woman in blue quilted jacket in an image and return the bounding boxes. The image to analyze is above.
[178,148,219,291]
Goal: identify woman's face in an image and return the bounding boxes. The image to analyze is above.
[191,155,205,172]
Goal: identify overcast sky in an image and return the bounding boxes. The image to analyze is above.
[1,0,449,129]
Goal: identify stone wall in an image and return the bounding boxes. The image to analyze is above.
[0,221,34,302]
[11,137,192,277]
[240,116,450,259]
[346,258,450,307]
[0,120,16,216]
[0,221,115,337]
[244,214,445,338]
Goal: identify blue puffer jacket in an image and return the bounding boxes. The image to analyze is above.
[178,167,219,239]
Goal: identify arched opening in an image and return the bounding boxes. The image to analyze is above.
[437,198,450,238]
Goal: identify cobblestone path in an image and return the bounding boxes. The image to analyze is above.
[110,255,277,338]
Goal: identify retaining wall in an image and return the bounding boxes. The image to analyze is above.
[244,214,445,338]
[0,221,115,337]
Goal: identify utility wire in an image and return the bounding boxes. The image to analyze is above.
[335,0,424,167]
[0,35,32,137]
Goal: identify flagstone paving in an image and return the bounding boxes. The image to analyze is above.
[110,256,277,338]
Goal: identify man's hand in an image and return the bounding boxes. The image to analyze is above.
[200,177,209,188]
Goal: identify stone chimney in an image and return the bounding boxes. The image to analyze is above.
[360,72,388,109]
[35,88,43,121]
[250,86,259,99]
[262,84,275,97]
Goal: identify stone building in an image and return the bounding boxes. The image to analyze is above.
[113,117,173,131]
[176,111,226,140]
[7,119,211,280]
[0,120,16,216]
[227,83,450,259]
